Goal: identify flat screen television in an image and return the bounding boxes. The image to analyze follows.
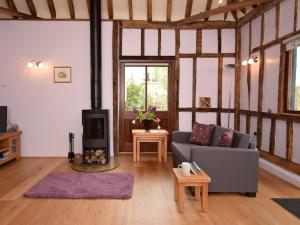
[0,106,7,133]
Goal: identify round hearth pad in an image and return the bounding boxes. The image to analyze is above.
[71,157,121,172]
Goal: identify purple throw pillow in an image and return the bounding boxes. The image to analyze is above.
[189,123,214,145]
[217,130,233,147]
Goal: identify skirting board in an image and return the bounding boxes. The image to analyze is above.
[259,158,300,188]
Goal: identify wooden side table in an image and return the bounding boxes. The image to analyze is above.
[132,129,169,162]
[173,168,211,213]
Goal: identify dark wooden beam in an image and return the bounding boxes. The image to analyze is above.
[47,0,56,19]
[234,25,241,131]
[158,28,161,56]
[26,0,37,17]
[204,0,212,21]
[167,0,172,22]
[0,6,38,19]
[147,0,152,21]
[181,0,272,24]
[275,4,280,39]
[192,57,197,125]
[67,0,75,19]
[217,56,223,126]
[269,118,276,155]
[238,0,282,27]
[120,20,236,29]
[196,29,202,54]
[175,29,180,130]
[5,0,17,18]
[107,0,113,20]
[286,121,293,161]
[128,0,133,20]
[185,0,193,18]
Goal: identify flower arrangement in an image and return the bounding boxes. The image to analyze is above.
[132,106,161,124]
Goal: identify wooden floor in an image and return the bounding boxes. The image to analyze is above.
[0,154,299,225]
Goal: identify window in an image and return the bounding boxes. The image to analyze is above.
[124,65,168,111]
[287,46,300,111]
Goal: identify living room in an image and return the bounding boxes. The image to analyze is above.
[0,0,299,224]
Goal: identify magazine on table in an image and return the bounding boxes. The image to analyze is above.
[190,161,201,175]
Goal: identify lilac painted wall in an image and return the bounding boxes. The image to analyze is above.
[0,21,113,157]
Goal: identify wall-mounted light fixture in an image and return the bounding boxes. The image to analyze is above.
[241,56,258,66]
[27,60,44,69]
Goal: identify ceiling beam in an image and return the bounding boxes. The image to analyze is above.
[238,0,282,27]
[67,0,75,19]
[0,6,39,19]
[128,0,133,20]
[204,0,212,21]
[26,0,37,17]
[107,0,113,19]
[47,0,56,19]
[147,0,152,21]
[185,0,193,18]
[166,0,172,22]
[179,0,273,24]
[5,0,18,18]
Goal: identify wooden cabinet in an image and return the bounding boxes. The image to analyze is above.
[0,132,21,166]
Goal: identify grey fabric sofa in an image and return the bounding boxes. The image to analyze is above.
[171,126,259,197]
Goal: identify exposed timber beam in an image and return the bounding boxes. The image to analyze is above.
[67,0,75,19]
[147,0,152,21]
[185,0,193,18]
[204,0,212,21]
[167,0,172,22]
[180,0,273,24]
[6,0,17,18]
[26,0,37,17]
[47,0,56,19]
[107,0,113,19]
[128,0,133,20]
[0,6,39,19]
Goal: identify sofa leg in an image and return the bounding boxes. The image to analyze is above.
[245,192,256,197]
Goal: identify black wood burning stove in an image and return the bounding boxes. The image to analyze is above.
[81,0,110,165]
[82,110,110,164]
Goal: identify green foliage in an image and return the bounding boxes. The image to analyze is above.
[125,81,145,111]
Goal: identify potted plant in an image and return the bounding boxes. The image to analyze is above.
[132,106,161,132]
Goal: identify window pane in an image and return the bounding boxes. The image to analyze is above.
[295,47,300,110]
[147,67,168,111]
[125,67,145,111]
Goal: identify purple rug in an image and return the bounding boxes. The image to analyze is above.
[24,172,134,199]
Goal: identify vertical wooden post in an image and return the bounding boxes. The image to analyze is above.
[196,29,202,55]
[246,114,251,134]
[158,28,161,56]
[234,25,241,131]
[217,56,223,126]
[141,28,145,56]
[175,29,180,130]
[269,118,276,155]
[278,44,286,113]
[275,4,280,39]
[257,50,265,149]
[112,21,120,156]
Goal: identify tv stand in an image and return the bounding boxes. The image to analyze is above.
[0,132,21,166]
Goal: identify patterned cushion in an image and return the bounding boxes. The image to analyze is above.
[217,130,234,147]
[189,123,215,145]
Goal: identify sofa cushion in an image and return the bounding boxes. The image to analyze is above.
[210,126,231,146]
[189,123,215,145]
[232,131,251,148]
[171,142,199,162]
[217,130,233,147]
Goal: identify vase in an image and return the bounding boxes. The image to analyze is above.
[143,120,152,132]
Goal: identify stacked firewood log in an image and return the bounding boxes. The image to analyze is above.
[84,149,107,165]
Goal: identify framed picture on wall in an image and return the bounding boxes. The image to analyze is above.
[54,67,72,83]
[199,97,211,108]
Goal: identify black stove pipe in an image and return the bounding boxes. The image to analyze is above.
[90,0,102,110]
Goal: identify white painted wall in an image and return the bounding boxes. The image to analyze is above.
[180,30,196,54]
[179,58,193,108]
[0,20,114,157]
[202,29,218,53]
[279,0,294,37]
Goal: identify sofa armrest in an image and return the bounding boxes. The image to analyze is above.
[172,131,191,143]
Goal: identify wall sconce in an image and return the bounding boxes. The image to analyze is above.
[241,56,258,66]
[27,60,44,69]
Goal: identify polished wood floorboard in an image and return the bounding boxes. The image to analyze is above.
[0,155,299,225]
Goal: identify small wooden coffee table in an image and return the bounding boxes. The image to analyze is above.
[173,168,211,213]
[132,129,168,162]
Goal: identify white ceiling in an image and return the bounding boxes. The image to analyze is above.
[0,0,253,21]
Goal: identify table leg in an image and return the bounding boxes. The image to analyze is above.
[202,183,208,212]
[174,177,178,201]
[137,140,141,161]
[133,135,137,162]
[163,137,167,163]
[178,183,184,213]
[195,186,201,201]
[158,140,162,162]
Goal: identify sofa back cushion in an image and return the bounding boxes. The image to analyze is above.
[189,123,215,145]
[210,126,231,146]
[232,131,251,148]
[217,130,234,147]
